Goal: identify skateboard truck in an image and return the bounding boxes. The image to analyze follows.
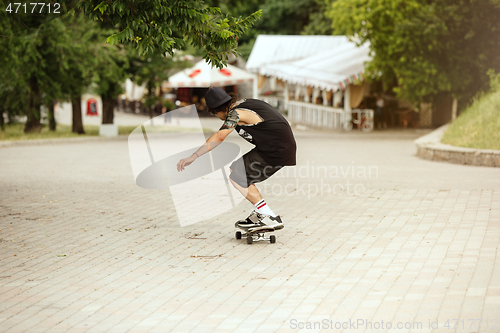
[235,222,277,244]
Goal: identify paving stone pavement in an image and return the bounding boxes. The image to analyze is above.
[0,128,499,333]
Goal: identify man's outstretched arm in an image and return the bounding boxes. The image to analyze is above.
[176,128,233,171]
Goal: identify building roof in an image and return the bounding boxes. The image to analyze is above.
[164,60,254,88]
[246,35,349,73]
[246,35,371,91]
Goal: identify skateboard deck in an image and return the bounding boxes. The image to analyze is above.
[234,221,277,244]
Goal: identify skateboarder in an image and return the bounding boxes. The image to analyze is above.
[177,87,296,231]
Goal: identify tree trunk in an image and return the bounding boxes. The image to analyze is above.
[71,95,85,134]
[0,109,4,131]
[48,99,56,131]
[148,81,154,119]
[24,76,42,133]
[101,96,115,124]
[451,98,458,121]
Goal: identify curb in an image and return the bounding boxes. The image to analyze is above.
[0,135,129,148]
[415,124,500,167]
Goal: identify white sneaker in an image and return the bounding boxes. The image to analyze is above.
[236,210,264,228]
[249,215,284,232]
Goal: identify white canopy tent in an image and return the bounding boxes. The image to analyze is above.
[245,35,373,117]
[258,42,371,92]
[246,35,349,74]
[164,60,255,95]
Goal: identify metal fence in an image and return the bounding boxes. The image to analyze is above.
[288,100,374,132]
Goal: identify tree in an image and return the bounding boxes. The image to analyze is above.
[77,0,262,68]
[301,0,333,36]
[204,0,262,59]
[2,2,77,133]
[34,17,74,132]
[1,8,103,133]
[20,18,69,133]
[92,43,129,125]
[53,14,104,134]
[128,49,192,119]
[433,1,500,104]
[1,1,262,134]
[206,0,332,59]
[327,0,500,106]
[50,13,125,134]
[0,10,26,131]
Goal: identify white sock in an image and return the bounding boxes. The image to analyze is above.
[254,199,276,217]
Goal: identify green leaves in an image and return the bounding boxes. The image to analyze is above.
[327,0,500,105]
[94,2,108,14]
[219,29,234,39]
[78,0,261,68]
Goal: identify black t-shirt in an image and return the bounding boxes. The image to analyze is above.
[231,99,296,166]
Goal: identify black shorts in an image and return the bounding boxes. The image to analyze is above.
[229,149,282,188]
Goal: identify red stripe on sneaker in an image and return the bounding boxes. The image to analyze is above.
[257,203,266,209]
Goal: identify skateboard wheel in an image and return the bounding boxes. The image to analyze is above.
[270,235,276,244]
[246,236,253,244]
[235,231,242,240]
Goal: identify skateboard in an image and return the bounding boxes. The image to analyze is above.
[234,221,277,244]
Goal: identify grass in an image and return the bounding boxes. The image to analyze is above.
[441,90,500,150]
[0,123,138,141]
[0,123,211,141]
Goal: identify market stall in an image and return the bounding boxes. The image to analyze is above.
[163,60,256,110]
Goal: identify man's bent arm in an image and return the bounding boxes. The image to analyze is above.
[177,109,238,172]
[194,128,233,157]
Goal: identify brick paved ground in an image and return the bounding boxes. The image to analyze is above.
[0,128,499,332]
